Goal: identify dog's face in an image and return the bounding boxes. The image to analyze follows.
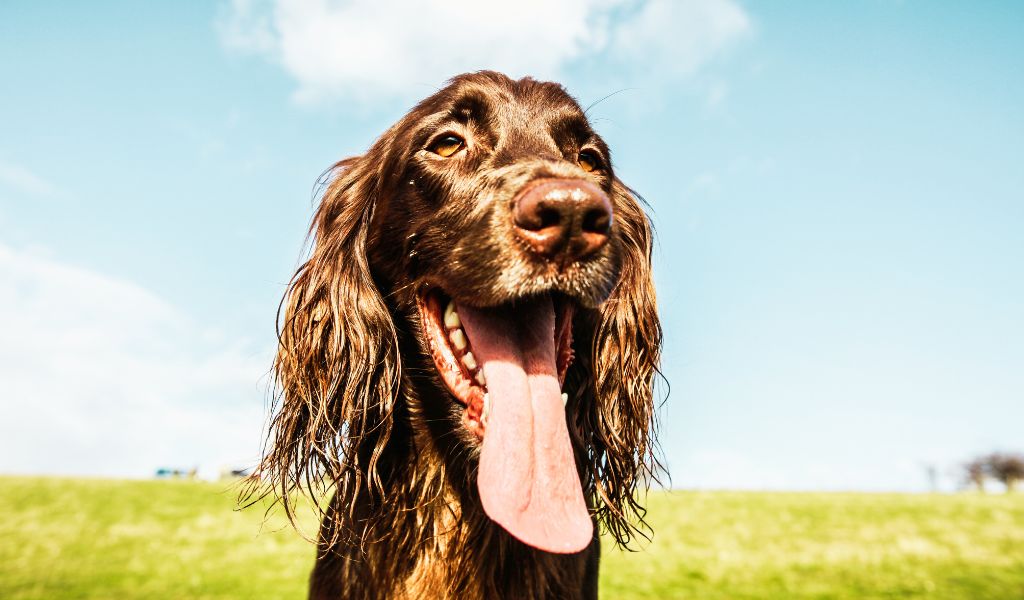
[367,73,634,418]
[357,73,649,551]
[259,72,660,557]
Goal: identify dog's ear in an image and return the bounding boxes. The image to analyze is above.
[245,155,400,530]
[574,179,663,547]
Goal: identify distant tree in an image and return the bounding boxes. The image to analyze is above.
[963,457,988,492]
[926,464,938,493]
[986,452,1024,492]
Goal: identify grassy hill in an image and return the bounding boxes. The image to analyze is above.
[1,477,1021,599]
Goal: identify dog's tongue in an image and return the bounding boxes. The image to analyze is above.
[457,296,592,554]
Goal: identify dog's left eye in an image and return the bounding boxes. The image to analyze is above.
[577,151,602,173]
[429,135,466,158]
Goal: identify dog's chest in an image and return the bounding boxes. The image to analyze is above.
[400,493,485,599]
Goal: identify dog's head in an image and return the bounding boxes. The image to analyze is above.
[257,72,661,553]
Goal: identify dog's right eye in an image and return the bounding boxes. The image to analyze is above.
[429,135,466,158]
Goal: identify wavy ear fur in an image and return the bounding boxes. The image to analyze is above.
[243,155,401,542]
[572,179,663,547]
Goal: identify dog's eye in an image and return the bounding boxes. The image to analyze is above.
[577,151,601,173]
[430,135,465,158]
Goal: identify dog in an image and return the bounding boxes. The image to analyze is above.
[246,71,662,599]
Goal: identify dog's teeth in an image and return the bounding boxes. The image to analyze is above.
[475,370,486,386]
[444,300,461,329]
[482,393,491,423]
[561,392,568,406]
[450,328,467,351]
[462,351,478,371]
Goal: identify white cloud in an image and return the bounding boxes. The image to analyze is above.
[218,0,751,104]
[608,0,751,76]
[0,160,60,197]
[0,243,270,477]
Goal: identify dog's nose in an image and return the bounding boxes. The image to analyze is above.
[512,179,613,262]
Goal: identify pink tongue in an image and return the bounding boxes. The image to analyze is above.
[457,296,592,554]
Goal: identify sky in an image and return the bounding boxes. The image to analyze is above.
[1,1,1021,491]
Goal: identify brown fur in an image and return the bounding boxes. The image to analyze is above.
[242,71,662,599]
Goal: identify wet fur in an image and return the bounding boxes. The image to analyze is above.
[243,71,662,600]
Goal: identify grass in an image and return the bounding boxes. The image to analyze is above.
[1,477,1022,599]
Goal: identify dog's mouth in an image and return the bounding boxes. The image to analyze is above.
[416,287,592,554]
[417,288,575,437]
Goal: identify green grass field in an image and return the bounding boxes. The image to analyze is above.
[1,477,1022,599]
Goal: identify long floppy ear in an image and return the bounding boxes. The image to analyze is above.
[242,155,400,536]
[574,178,663,547]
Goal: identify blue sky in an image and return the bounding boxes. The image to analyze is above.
[1,1,1021,490]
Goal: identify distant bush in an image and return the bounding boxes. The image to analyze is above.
[962,452,1024,492]
[963,457,988,492]
[986,452,1024,492]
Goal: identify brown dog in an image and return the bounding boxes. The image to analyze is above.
[246,71,662,600]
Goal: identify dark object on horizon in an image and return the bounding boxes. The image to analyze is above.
[961,452,1024,492]
[985,452,1024,492]
[154,467,196,479]
[963,457,988,492]
[242,71,662,599]
[922,463,938,493]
